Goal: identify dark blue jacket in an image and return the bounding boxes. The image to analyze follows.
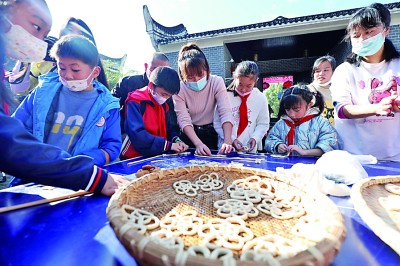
[121,88,179,158]
[0,107,108,193]
[112,73,178,134]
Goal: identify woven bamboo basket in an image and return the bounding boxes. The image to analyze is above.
[107,165,346,265]
[351,175,400,255]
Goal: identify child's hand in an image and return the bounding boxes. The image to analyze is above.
[288,145,305,155]
[247,138,256,152]
[376,95,397,115]
[195,143,212,156]
[277,143,288,154]
[218,142,234,154]
[180,142,189,152]
[392,96,400,112]
[101,174,129,196]
[233,139,244,151]
[171,142,188,153]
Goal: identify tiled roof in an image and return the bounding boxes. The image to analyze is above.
[143,5,187,48]
[144,3,400,46]
[151,18,187,37]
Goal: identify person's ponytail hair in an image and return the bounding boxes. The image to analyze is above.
[178,43,210,81]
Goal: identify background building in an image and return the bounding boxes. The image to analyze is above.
[144,3,400,87]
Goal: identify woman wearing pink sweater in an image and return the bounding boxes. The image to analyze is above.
[173,43,233,156]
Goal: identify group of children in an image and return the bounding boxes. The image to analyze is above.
[7,29,336,168]
[119,2,400,162]
[0,0,129,195]
[4,0,400,185]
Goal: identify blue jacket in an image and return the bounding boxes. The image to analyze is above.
[0,107,108,193]
[265,110,338,154]
[12,72,122,166]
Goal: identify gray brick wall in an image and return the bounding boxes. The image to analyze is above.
[389,24,400,49]
[203,46,225,78]
[164,51,179,72]
[165,46,225,78]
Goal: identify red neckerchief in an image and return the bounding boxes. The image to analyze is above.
[2,69,10,116]
[237,93,250,136]
[3,102,9,116]
[283,114,315,145]
[126,87,168,138]
[122,87,169,158]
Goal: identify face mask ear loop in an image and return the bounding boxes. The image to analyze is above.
[4,17,14,28]
[311,92,317,106]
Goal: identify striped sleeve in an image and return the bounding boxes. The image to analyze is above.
[84,166,108,193]
[164,140,172,151]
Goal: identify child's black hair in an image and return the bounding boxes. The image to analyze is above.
[149,66,180,95]
[277,83,324,118]
[227,60,259,92]
[50,34,99,68]
[345,3,400,65]
[59,17,110,89]
[311,55,336,80]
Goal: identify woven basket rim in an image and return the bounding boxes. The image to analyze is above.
[350,175,400,255]
[107,165,346,266]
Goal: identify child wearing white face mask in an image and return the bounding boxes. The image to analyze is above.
[121,66,189,159]
[1,0,51,115]
[8,17,111,104]
[331,3,400,161]
[4,0,51,62]
[0,0,129,195]
[214,61,270,153]
[4,17,48,63]
[12,34,122,166]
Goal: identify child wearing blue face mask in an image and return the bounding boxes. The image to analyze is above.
[121,66,188,159]
[331,2,400,162]
[12,34,122,166]
[174,43,234,156]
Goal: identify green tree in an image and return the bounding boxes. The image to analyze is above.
[264,83,283,118]
[101,59,139,90]
[101,59,122,90]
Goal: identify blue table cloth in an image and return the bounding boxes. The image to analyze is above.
[1,151,399,265]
